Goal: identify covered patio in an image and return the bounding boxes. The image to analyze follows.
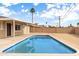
[0,17,30,38]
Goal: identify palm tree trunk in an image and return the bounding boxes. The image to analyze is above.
[32,13,33,23]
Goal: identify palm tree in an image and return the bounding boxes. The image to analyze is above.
[30,8,35,23]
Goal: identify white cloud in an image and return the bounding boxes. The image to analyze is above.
[10,11,17,15]
[1,3,19,7]
[21,9,25,12]
[59,4,79,26]
[21,5,24,8]
[72,4,79,11]
[0,7,11,16]
[35,12,40,16]
[61,4,79,22]
[33,3,39,6]
[25,9,28,12]
[41,4,66,18]
[62,12,78,22]
[21,9,28,13]
[0,6,17,17]
[40,3,79,26]
[2,3,13,7]
[41,3,77,19]
[46,3,55,9]
[40,8,59,18]
[46,3,67,10]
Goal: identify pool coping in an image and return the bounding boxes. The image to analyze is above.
[50,34,79,54]
[0,35,33,53]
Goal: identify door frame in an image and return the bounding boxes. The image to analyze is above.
[5,22,12,37]
[7,23,11,36]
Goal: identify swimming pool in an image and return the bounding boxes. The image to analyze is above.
[3,35,76,53]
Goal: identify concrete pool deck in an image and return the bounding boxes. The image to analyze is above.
[0,33,79,56]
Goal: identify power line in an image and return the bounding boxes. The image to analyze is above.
[61,4,77,20]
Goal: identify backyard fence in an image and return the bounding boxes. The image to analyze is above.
[30,26,76,34]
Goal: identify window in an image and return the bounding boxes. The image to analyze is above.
[15,25,21,30]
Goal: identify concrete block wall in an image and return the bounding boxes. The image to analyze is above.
[75,27,79,34]
[30,26,76,34]
[30,26,56,33]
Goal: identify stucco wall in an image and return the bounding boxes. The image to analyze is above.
[0,30,5,39]
[22,25,30,34]
[0,21,5,38]
[15,30,23,36]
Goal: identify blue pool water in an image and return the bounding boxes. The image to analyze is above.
[3,35,76,53]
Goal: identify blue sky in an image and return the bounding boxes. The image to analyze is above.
[0,3,79,27]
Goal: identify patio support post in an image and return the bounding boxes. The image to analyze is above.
[0,21,3,30]
[13,20,15,37]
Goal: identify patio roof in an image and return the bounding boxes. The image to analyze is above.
[0,16,33,25]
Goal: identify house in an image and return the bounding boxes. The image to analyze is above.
[0,16,30,39]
